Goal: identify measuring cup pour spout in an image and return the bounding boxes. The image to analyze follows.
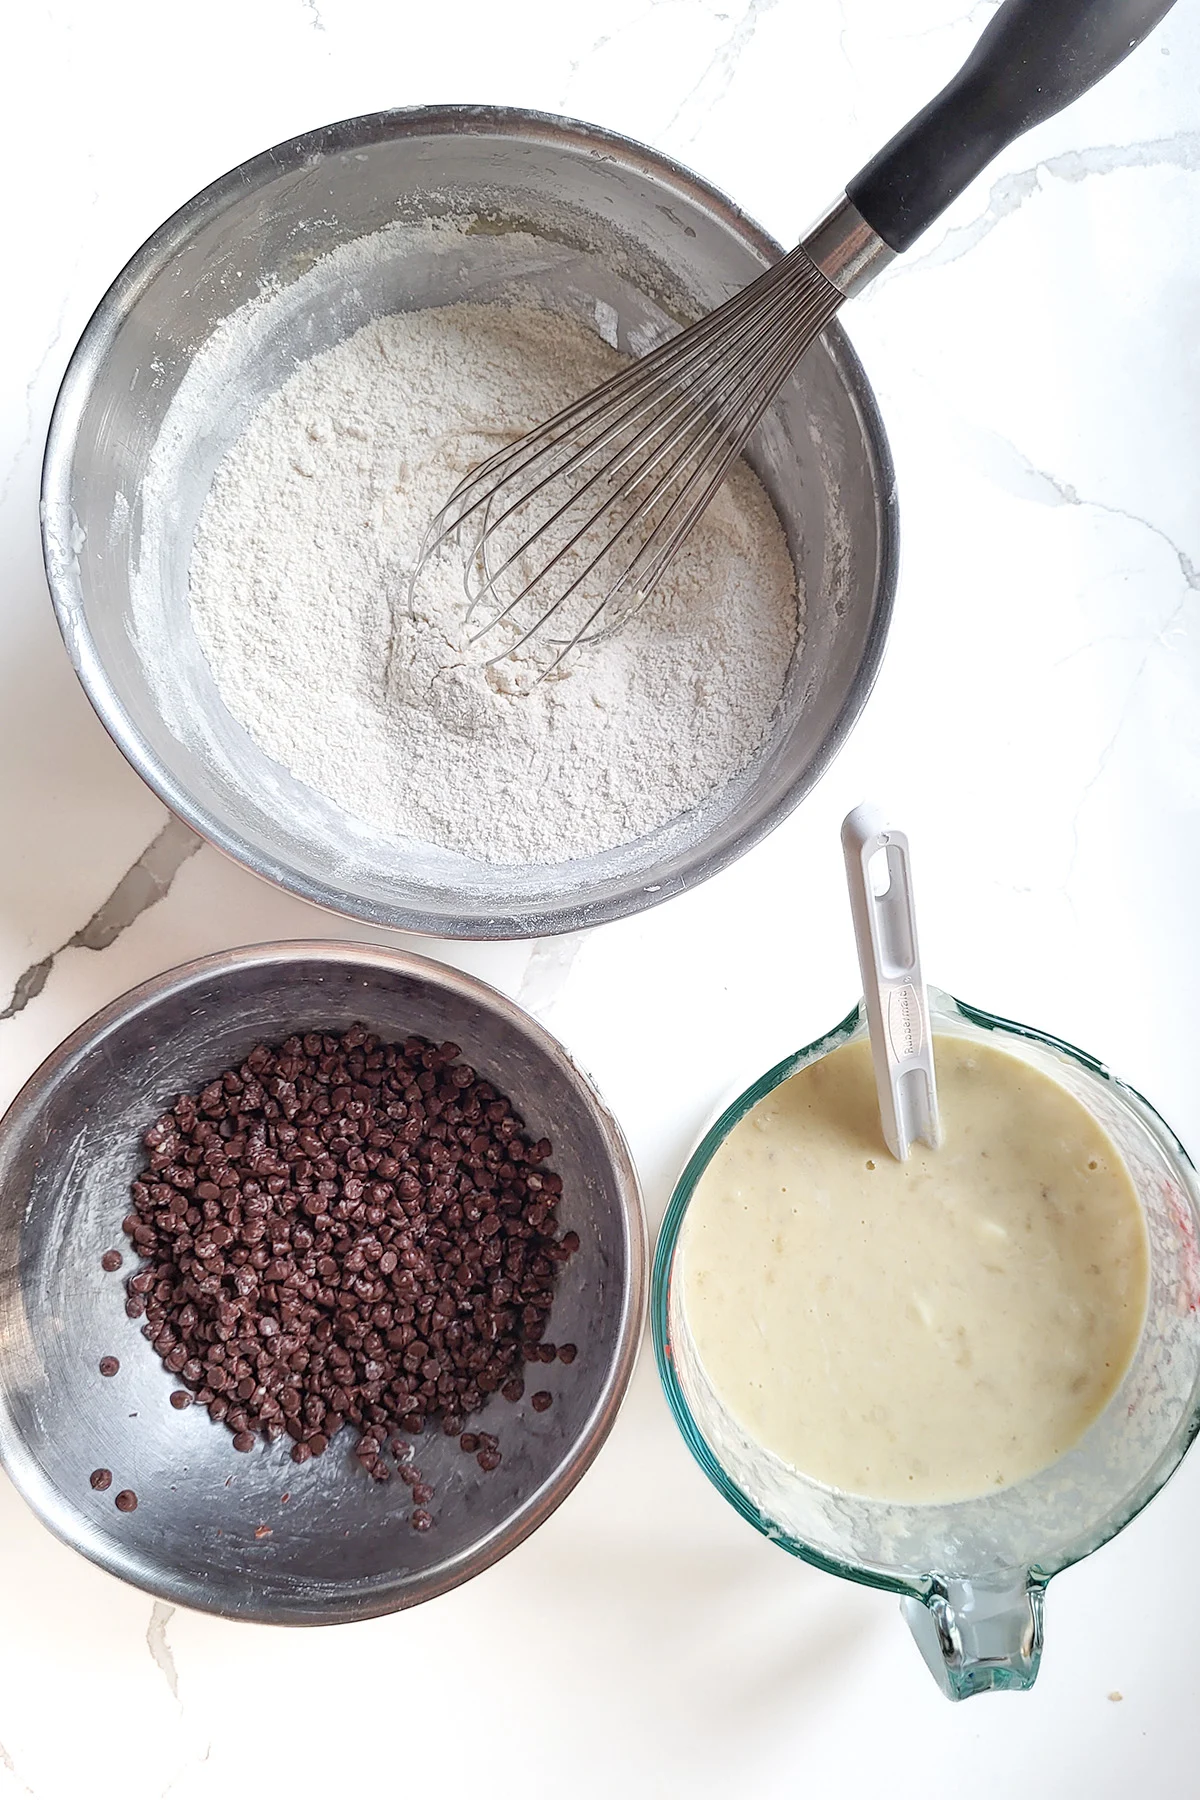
[902,1572,1046,1699]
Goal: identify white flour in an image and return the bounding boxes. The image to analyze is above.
[189,302,799,865]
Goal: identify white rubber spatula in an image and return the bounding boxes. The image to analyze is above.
[841,806,941,1162]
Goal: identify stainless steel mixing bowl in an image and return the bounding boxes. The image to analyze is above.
[42,106,898,938]
[0,942,645,1623]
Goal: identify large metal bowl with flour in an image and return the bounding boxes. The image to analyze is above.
[42,106,898,939]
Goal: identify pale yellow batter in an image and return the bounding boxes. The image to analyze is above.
[680,1035,1149,1503]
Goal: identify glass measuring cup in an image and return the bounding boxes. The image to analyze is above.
[653,989,1200,1699]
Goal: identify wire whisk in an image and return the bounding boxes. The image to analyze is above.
[409,246,844,675]
[408,0,1176,677]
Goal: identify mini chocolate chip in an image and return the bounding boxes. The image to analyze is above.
[89,1468,112,1491]
[123,1026,579,1522]
[101,1250,123,1273]
[531,1391,553,1412]
[114,1489,138,1512]
[411,1508,433,1531]
[170,1390,192,1410]
[98,1356,119,1377]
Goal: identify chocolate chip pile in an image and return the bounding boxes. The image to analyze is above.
[120,1026,579,1523]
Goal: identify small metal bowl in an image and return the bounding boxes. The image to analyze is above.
[42,105,897,939]
[0,942,645,1624]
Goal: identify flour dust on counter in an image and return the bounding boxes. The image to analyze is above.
[188,300,799,866]
[680,1034,1150,1504]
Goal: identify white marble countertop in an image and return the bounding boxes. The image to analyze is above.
[4,0,1200,1792]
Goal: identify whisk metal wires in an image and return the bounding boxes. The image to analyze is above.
[408,245,845,674]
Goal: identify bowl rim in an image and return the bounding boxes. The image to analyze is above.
[41,102,900,941]
[0,938,648,1623]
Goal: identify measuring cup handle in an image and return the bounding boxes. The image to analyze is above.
[901,1572,1046,1700]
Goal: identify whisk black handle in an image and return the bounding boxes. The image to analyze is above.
[846,0,1177,254]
